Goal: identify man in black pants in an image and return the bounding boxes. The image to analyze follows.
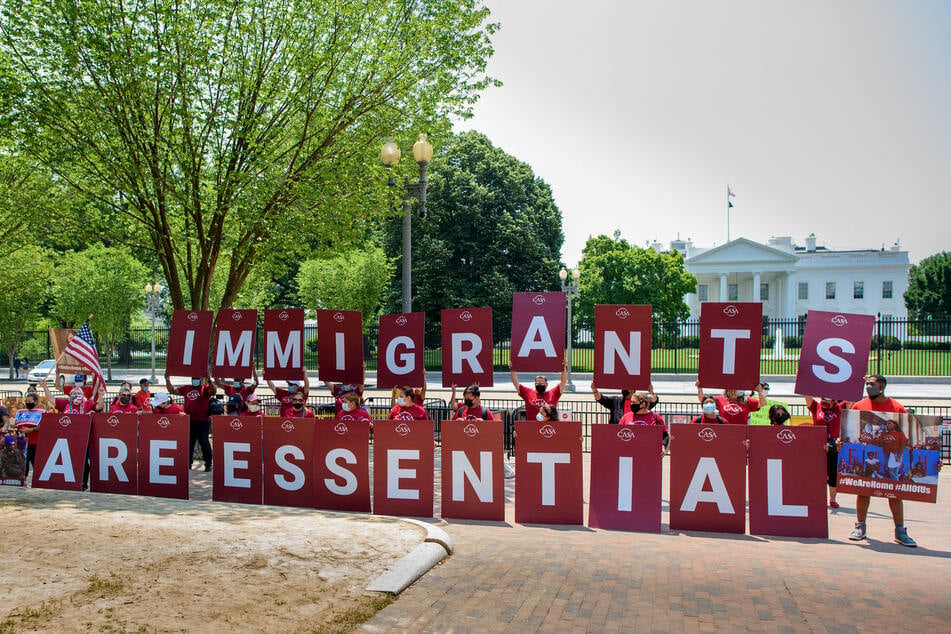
[166,372,215,471]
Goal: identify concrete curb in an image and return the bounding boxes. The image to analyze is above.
[366,519,453,595]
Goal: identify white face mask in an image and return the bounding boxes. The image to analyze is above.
[342,401,354,412]
[536,412,546,422]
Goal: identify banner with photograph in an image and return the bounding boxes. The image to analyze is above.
[510,292,566,373]
[837,410,942,503]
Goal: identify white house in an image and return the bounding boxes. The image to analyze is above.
[664,234,909,323]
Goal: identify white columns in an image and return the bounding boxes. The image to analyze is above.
[720,274,728,302]
[783,273,796,319]
[753,272,761,302]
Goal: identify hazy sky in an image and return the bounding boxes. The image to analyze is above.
[454,0,950,266]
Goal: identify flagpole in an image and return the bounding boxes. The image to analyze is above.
[727,184,731,242]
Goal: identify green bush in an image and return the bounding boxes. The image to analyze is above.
[870,335,901,350]
[902,339,951,351]
[783,335,803,349]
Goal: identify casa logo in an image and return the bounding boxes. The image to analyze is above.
[539,424,556,439]
[157,417,171,429]
[532,294,546,305]
[463,423,479,437]
[460,310,473,322]
[617,428,636,442]
[698,427,717,442]
[232,311,242,321]
[831,314,848,327]
[616,307,630,319]
[59,416,71,428]
[281,420,295,432]
[107,416,121,428]
[334,422,349,435]
[278,310,290,321]
[333,312,345,322]
[395,315,408,326]
[395,422,412,436]
[187,312,198,322]
[776,428,797,444]
[186,391,200,400]
[722,402,742,415]
[723,305,739,318]
[230,419,243,430]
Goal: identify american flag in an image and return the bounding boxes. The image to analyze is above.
[64,319,104,394]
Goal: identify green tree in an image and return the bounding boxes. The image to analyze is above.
[51,245,149,379]
[382,131,563,332]
[575,231,697,330]
[904,251,951,320]
[0,247,54,377]
[297,246,391,329]
[1,0,497,310]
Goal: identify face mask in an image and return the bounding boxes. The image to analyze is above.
[630,401,642,413]
[25,401,36,409]
[536,412,546,422]
[535,384,546,394]
[341,401,354,412]
[702,402,717,415]
[247,405,260,413]
[866,385,882,399]
[464,397,474,407]
[288,384,298,393]
[233,382,242,389]
[292,402,304,410]
[772,414,789,425]
[119,395,131,404]
[191,379,202,387]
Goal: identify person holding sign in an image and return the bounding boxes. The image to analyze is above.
[166,372,215,472]
[690,396,725,425]
[450,384,494,421]
[338,392,371,422]
[618,391,669,453]
[804,395,845,508]
[14,392,45,480]
[695,380,766,424]
[266,369,310,418]
[285,392,316,419]
[109,385,140,414]
[215,368,259,401]
[510,358,568,422]
[388,387,429,420]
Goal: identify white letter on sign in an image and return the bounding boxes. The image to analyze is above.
[37,438,74,482]
[526,452,570,506]
[680,457,734,514]
[274,445,305,491]
[451,333,483,374]
[149,440,176,485]
[603,331,641,375]
[451,450,493,503]
[216,330,253,366]
[386,336,415,375]
[224,442,251,488]
[517,316,556,358]
[710,329,750,375]
[324,448,358,496]
[98,438,129,482]
[387,449,420,500]
[767,459,808,517]
[812,337,854,383]
[617,456,634,512]
[266,331,301,369]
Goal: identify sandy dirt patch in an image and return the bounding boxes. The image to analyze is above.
[0,483,423,633]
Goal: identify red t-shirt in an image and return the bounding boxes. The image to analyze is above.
[134,390,152,412]
[807,400,842,440]
[223,385,256,400]
[388,404,429,420]
[452,405,494,421]
[54,397,98,414]
[62,384,95,398]
[285,407,315,419]
[174,384,215,420]
[274,387,309,418]
[880,429,908,455]
[517,383,562,421]
[714,395,760,425]
[618,411,668,432]
[155,403,186,416]
[336,409,372,422]
[109,402,140,414]
[849,397,907,414]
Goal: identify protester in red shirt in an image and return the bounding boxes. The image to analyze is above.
[14,391,45,480]
[215,368,259,401]
[388,386,429,420]
[43,381,103,414]
[166,372,215,472]
[510,358,568,421]
[109,386,140,414]
[150,392,185,416]
[285,391,315,419]
[695,380,766,424]
[450,384,494,421]
[337,392,372,422]
[690,396,725,425]
[56,373,96,399]
[618,392,669,454]
[135,378,153,412]
[804,395,844,508]
[391,385,427,408]
[266,368,310,418]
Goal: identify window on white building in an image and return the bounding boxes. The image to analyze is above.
[698,284,708,301]
[882,280,893,299]
[826,282,836,300]
[760,283,769,300]
[798,282,808,300]
[728,284,738,301]
[853,281,864,299]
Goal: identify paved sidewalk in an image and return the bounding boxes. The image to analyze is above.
[362,456,951,633]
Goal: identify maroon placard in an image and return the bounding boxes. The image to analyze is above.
[137,413,190,499]
[212,309,258,379]
[588,424,663,532]
[167,310,214,377]
[441,307,494,387]
[440,420,505,521]
[748,426,828,538]
[90,413,138,495]
[594,304,652,390]
[212,416,263,505]
[514,421,584,525]
[262,416,314,508]
[32,413,91,491]
[315,309,364,384]
[313,419,371,512]
[510,292,566,373]
[372,420,435,518]
[262,309,306,381]
[669,423,747,533]
[794,310,874,402]
[698,302,763,390]
[377,312,426,390]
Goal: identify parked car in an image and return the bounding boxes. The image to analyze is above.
[27,359,63,385]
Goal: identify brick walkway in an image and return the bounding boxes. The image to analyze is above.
[361,455,951,633]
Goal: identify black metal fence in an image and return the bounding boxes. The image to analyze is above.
[15,316,951,376]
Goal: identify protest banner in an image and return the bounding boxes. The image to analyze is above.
[440,420,505,521]
[262,309,306,381]
[837,410,942,503]
[377,312,426,389]
[49,327,86,382]
[372,420,435,518]
[313,419,371,512]
[748,425,828,538]
[32,413,91,491]
[441,307,494,387]
[510,292,566,373]
[593,304,652,390]
[262,416,315,508]
[588,424,663,532]
[794,311,874,402]
[137,413,190,499]
[212,416,263,505]
[315,309,364,385]
[167,310,215,377]
[90,413,138,495]
[514,421,584,525]
[698,302,762,389]
[669,423,747,533]
[212,309,258,379]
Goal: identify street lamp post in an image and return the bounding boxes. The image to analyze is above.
[560,267,581,392]
[144,283,164,383]
[381,133,434,314]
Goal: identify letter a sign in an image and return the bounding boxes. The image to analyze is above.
[511,292,565,373]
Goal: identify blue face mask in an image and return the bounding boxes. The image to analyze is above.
[702,402,717,415]
[191,379,202,387]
